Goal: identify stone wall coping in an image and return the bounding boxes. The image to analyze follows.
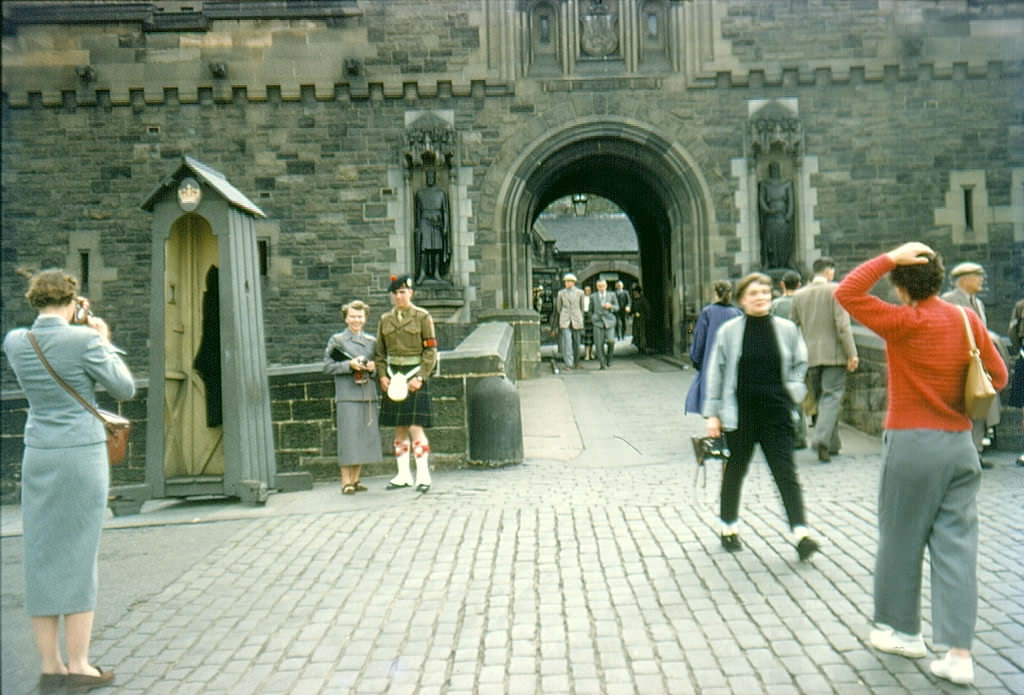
[3,321,518,402]
[479,309,541,323]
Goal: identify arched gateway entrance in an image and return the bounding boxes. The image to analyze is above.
[496,119,717,356]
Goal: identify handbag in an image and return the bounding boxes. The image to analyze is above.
[27,332,132,465]
[957,306,997,420]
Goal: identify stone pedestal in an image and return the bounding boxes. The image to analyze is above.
[414,283,465,322]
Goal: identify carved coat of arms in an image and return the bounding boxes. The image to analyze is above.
[580,1,618,57]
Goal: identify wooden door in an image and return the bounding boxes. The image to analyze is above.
[163,216,225,478]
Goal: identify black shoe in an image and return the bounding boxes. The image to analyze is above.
[720,534,742,552]
[386,482,411,490]
[979,459,994,469]
[815,443,831,463]
[797,536,820,561]
[416,483,430,493]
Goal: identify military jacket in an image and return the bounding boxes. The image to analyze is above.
[374,304,438,378]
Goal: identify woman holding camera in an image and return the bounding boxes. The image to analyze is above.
[323,300,380,494]
[2,269,135,693]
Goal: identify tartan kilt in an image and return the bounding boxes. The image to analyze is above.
[379,381,432,427]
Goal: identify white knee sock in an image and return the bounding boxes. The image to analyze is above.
[413,440,432,486]
[391,440,413,485]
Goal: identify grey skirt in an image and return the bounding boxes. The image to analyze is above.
[21,442,108,616]
[337,400,382,466]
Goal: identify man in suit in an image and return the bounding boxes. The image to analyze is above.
[792,257,859,462]
[771,270,801,320]
[591,278,619,369]
[942,262,999,468]
[614,280,630,341]
[772,270,806,448]
[551,272,585,370]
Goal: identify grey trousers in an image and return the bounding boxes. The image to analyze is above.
[970,394,1001,452]
[874,429,980,649]
[593,321,615,367]
[559,327,581,368]
[808,365,846,452]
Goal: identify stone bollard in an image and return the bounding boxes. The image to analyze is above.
[467,376,524,466]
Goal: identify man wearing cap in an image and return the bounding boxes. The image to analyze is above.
[375,274,438,492]
[792,257,859,462]
[551,273,585,370]
[943,262,999,468]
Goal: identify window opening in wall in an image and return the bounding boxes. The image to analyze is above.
[257,240,269,277]
[540,14,551,44]
[962,187,974,233]
[79,251,90,293]
[647,13,658,39]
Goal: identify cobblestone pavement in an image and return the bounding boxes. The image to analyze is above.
[2,357,1022,694]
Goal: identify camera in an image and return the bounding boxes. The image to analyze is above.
[71,298,91,325]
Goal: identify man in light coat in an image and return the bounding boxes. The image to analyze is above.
[942,262,1000,468]
[551,272,585,370]
[792,257,859,462]
[591,279,619,369]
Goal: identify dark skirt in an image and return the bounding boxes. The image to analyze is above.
[1009,356,1024,408]
[380,381,432,427]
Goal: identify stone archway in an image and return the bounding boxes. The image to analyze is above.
[489,117,718,356]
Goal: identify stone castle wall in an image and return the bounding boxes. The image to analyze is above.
[2,0,1022,382]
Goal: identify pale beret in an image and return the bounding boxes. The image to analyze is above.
[563,273,578,282]
[951,262,984,277]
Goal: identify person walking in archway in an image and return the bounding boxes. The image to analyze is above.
[551,273,585,370]
[629,285,650,354]
[591,278,619,369]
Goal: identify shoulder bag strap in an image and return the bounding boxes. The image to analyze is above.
[957,306,979,354]
[27,331,106,423]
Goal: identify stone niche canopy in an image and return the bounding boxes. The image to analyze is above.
[403,112,456,170]
[747,100,804,161]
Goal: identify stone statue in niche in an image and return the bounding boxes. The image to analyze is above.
[758,161,795,269]
[414,169,451,283]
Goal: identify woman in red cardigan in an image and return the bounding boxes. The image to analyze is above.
[835,242,1008,686]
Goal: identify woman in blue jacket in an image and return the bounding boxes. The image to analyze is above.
[3,269,135,693]
[684,280,741,414]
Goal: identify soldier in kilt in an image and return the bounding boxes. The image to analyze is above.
[375,274,438,492]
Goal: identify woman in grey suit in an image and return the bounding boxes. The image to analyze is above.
[323,300,381,494]
[703,272,819,562]
[3,269,135,693]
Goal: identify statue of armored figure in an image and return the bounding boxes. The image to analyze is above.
[414,169,451,283]
[758,162,795,270]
